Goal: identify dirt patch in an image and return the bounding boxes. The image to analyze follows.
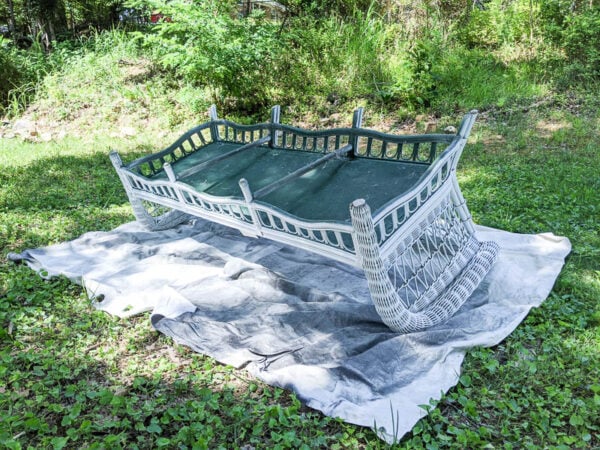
[535,119,572,139]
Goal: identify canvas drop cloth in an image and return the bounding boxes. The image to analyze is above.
[9,219,571,443]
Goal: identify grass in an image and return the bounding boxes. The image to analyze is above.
[429,102,600,449]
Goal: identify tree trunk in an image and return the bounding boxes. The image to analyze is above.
[6,0,17,40]
[25,0,69,51]
[47,16,55,42]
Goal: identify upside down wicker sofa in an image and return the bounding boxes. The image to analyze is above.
[110,106,499,333]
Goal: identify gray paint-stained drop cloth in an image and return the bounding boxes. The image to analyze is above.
[9,219,571,443]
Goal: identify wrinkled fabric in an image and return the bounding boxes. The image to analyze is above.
[9,219,570,443]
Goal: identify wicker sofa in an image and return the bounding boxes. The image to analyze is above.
[110,106,499,332]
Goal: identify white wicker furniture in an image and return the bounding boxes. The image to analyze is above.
[110,106,499,332]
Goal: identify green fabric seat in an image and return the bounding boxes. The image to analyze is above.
[152,143,428,223]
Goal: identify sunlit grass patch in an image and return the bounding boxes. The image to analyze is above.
[432,48,550,113]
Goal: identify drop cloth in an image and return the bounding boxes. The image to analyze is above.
[9,219,570,443]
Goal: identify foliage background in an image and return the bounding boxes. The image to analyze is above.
[1,0,600,117]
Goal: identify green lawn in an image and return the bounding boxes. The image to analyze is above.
[1,98,599,448]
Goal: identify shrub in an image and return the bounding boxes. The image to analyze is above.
[456,0,534,50]
[131,1,284,113]
[380,29,446,111]
[539,0,572,43]
[562,9,600,81]
[0,40,23,109]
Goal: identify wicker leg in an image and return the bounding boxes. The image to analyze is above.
[110,151,191,231]
[128,197,191,231]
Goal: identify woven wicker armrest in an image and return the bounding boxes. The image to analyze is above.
[350,198,499,333]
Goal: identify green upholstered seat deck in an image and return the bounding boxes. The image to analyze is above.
[149,142,429,223]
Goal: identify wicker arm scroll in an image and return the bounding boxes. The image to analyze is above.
[350,197,499,333]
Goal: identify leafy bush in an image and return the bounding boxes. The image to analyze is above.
[540,2,600,82]
[458,7,502,49]
[280,0,374,17]
[404,30,445,108]
[0,40,23,109]
[373,28,446,112]
[129,1,418,113]
[539,0,599,41]
[562,9,600,81]
[130,1,284,113]
[457,0,534,49]
[539,0,573,43]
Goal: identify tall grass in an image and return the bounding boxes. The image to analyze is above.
[276,2,550,115]
[38,30,143,119]
[0,30,133,118]
[431,48,548,112]
[1,29,211,134]
[0,38,48,118]
[330,7,397,96]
